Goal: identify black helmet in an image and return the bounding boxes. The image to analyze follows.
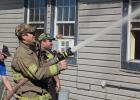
[2,45,11,57]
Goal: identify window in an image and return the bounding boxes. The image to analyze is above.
[54,0,77,64]
[55,0,76,38]
[130,0,140,60]
[121,0,140,72]
[27,0,46,34]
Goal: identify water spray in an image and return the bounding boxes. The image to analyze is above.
[71,8,140,53]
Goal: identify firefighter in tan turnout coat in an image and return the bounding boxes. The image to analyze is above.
[11,24,73,100]
[38,33,68,100]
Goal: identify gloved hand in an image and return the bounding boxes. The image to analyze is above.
[41,51,48,60]
[56,48,74,62]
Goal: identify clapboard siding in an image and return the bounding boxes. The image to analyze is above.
[78,70,140,84]
[79,15,121,22]
[78,41,120,47]
[79,22,121,30]
[78,28,120,35]
[79,8,121,16]
[0,0,24,51]
[78,65,140,77]
[0,9,24,14]
[76,0,140,100]
[0,33,17,38]
[61,80,77,88]
[0,0,24,98]
[78,53,120,61]
[0,14,23,18]
[77,78,140,99]
[79,1,121,9]
[90,84,140,99]
[78,28,121,34]
[63,85,140,100]
[0,28,21,33]
[65,86,139,100]
[78,34,120,41]
[78,59,120,68]
[79,47,120,54]
[2,0,140,100]
[0,19,23,24]
[0,37,18,43]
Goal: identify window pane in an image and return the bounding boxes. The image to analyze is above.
[64,0,69,6]
[28,0,46,22]
[40,0,46,7]
[70,0,76,5]
[70,7,75,21]
[28,0,45,33]
[29,0,34,8]
[58,24,63,36]
[70,24,74,36]
[34,0,39,8]
[35,8,39,21]
[57,0,63,6]
[57,7,63,21]
[29,9,34,21]
[64,24,69,36]
[63,7,69,21]
[40,8,45,21]
[132,31,140,60]
[132,2,140,20]
[131,22,140,29]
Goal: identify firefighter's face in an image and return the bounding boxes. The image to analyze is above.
[0,52,7,61]
[42,39,53,49]
[22,32,36,44]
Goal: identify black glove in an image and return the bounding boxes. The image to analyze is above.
[41,51,48,60]
[2,45,11,57]
[56,48,74,61]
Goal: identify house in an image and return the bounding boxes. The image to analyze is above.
[0,0,140,100]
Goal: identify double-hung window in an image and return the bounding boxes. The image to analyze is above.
[26,0,46,34]
[121,0,140,72]
[54,0,77,64]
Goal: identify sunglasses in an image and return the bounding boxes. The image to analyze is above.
[2,54,7,59]
[29,32,35,36]
[43,39,52,42]
[48,40,52,42]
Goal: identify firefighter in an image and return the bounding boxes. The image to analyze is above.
[38,33,67,100]
[0,45,13,94]
[11,24,73,100]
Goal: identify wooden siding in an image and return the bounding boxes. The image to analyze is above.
[67,0,140,100]
[0,0,24,98]
[1,0,140,100]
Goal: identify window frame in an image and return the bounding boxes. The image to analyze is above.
[54,0,76,38]
[53,0,77,65]
[26,0,47,32]
[121,0,140,72]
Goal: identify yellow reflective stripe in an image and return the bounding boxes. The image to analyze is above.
[27,64,37,77]
[13,73,24,81]
[62,52,66,57]
[47,52,59,76]
[20,92,51,100]
[47,53,53,59]
[64,51,68,56]
[41,93,52,100]
[49,64,58,76]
